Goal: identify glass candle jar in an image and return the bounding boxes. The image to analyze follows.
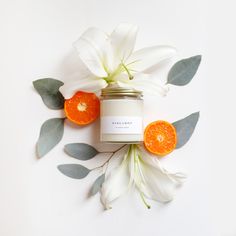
[100,84,143,143]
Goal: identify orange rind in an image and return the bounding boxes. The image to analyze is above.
[64,91,100,125]
[144,120,177,156]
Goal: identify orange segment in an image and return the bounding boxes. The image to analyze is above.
[144,120,177,156]
[64,91,100,125]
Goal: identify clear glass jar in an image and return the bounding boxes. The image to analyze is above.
[100,84,143,143]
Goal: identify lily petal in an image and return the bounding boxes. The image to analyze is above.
[60,77,107,98]
[167,172,187,184]
[111,23,138,63]
[73,28,111,77]
[117,73,169,96]
[100,150,132,209]
[127,45,176,72]
[136,146,186,202]
[133,73,170,96]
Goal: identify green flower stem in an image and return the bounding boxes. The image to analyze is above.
[104,64,123,83]
[103,62,134,83]
[132,144,151,209]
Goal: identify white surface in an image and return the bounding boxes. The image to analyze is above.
[0,0,235,235]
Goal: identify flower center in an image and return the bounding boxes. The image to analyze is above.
[77,102,87,112]
[104,62,134,83]
[157,134,164,142]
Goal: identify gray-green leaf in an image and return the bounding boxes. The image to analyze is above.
[58,164,90,179]
[90,174,105,196]
[33,78,64,109]
[65,143,99,160]
[167,55,202,86]
[172,112,200,149]
[37,118,65,158]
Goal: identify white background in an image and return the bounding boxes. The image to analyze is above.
[0,0,235,235]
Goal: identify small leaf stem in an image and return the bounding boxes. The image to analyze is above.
[92,144,127,172]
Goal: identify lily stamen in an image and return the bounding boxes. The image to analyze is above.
[121,62,134,80]
[140,191,151,209]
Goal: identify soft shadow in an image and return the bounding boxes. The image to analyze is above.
[64,118,86,130]
[90,118,101,144]
[34,143,40,160]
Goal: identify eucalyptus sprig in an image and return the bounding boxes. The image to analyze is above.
[33,78,66,158]
[36,118,65,158]
[58,144,127,196]
[33,78,65,109]
[167,55,202,86]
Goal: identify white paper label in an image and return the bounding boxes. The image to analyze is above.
[101,116,143,134]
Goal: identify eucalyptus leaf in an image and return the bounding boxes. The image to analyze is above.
[90,174,105,196]
[172,112,200,149]
[37,118,65,158]
[58,164,90,179]
[33,78,64,109]
[65,143,99,160]
[167,55,202,86]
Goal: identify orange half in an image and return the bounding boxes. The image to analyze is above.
[144,120,177,156]
[64,91,100,125]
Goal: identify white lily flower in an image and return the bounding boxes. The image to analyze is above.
[101,144,186,210]
[60,23,176,98]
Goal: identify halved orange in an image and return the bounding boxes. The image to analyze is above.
[144,120,177,156]
[64,91,100,125]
